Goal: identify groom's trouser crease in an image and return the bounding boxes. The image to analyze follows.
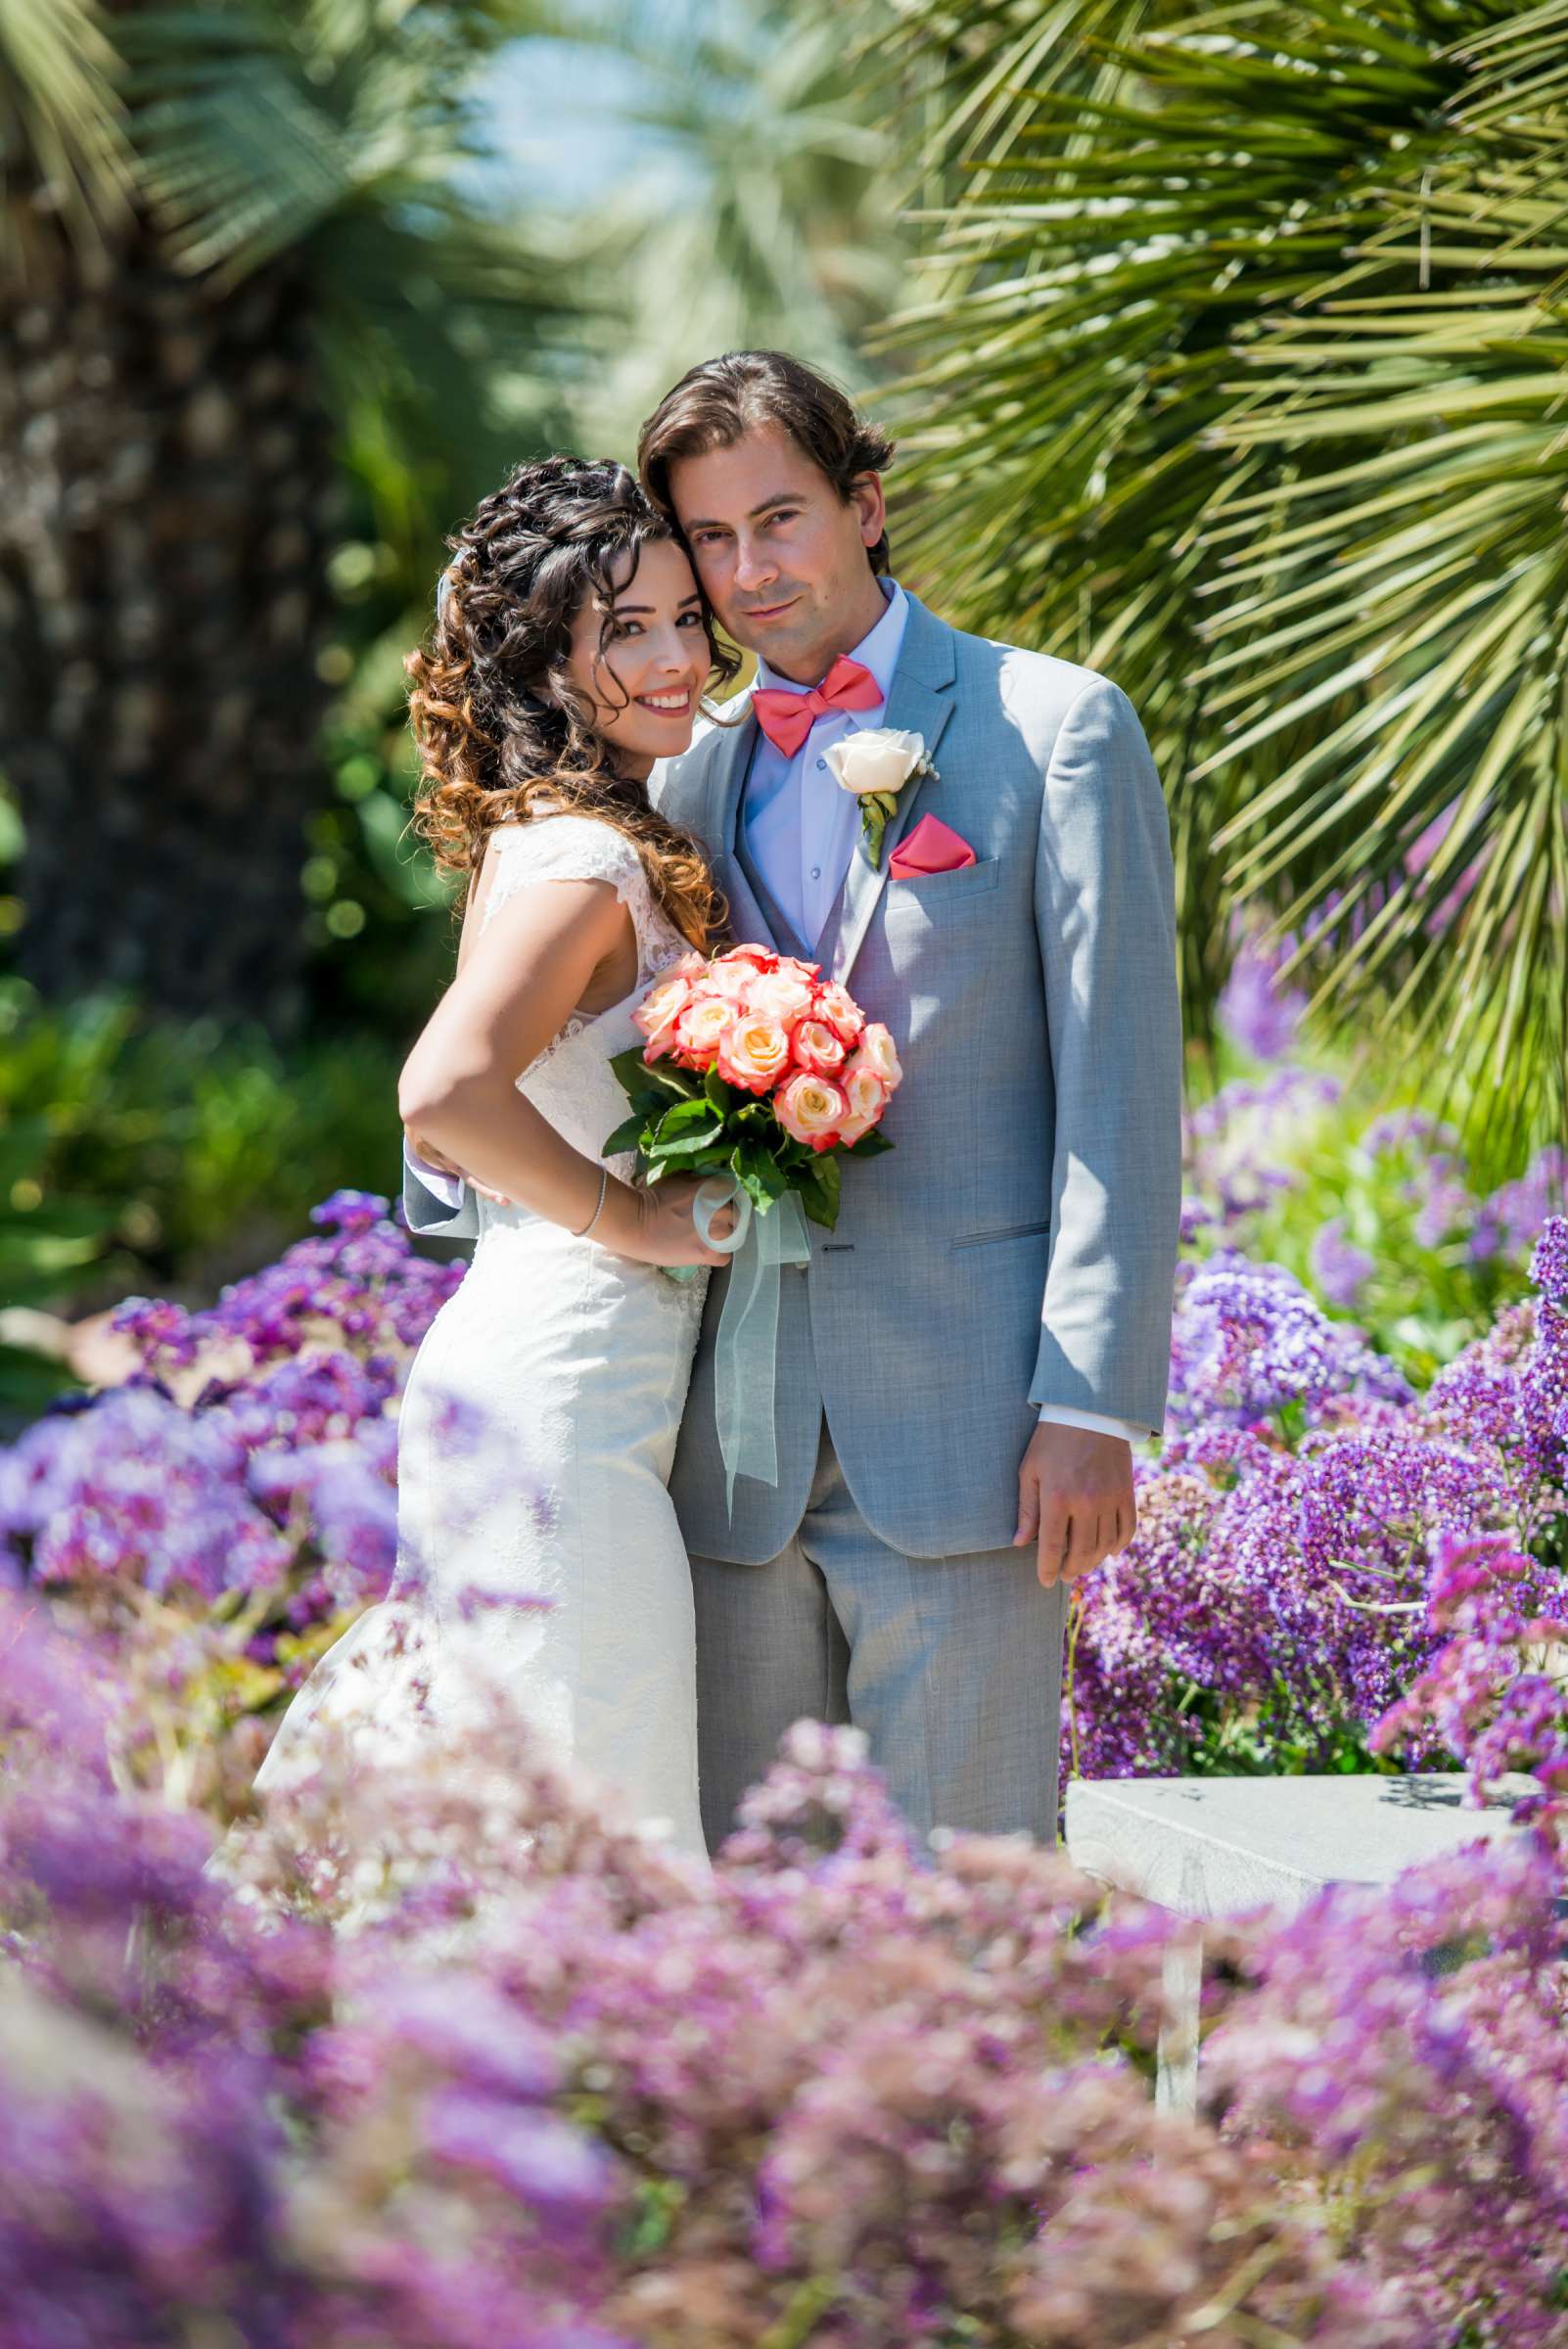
[691,1418,1067,1853]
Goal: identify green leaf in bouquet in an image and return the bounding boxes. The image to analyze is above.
[601,1113,651,1158]
[704,1069,737,1116]
[643,1104,727,1170]
[793,1153,842,1231]
[843,1129,896,1161]
[650,1064,704,1103]
[656,1097,720,1138]
[609,1044,700,1106]
[609,1043,653,1095]
[731,1143,789,1210]
[729,1162,774,1213]
[655,1130,728,1163]
[651,1099,724,1159]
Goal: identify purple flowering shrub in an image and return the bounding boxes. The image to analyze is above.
[0,1193,462,1811]
[1067,1221,1568,1781]
[9,1589,1563,2349]
[1373,1529,1568,1848]
[3,1177,1565,1811]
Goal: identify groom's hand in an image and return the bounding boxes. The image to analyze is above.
[1014,1422,1135,1589]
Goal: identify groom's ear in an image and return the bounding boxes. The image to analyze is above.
[849,471,887,554]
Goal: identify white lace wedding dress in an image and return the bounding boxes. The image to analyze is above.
[253,815,709,1855]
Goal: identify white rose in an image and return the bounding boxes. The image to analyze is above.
[822,728,926,800]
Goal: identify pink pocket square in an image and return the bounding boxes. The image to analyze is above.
[888,813,977,880]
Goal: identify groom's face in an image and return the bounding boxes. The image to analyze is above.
[668,424,887,686]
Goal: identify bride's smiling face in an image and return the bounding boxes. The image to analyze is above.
[565,537,709,778]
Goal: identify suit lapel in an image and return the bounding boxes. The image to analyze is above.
[830,595,957,986]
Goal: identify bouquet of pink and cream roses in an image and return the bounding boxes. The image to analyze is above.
[606,944,901,1230]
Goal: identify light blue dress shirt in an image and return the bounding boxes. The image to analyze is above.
[744,578,909,948]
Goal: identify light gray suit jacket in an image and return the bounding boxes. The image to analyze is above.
[404,591,1181,1567]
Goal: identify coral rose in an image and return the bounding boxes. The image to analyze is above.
[718,1016,792,1095]
[632,973,691,1059]
[673,995,735,1067]
[704,958,759,1003]
[813,982,865,1046]
[792,1019,848,1078]
[836,1062,889,1146]
[844,1063,889,1125]
[776,1073,849,1153]
[745,969,815,1030]
[854,1023,903,1090]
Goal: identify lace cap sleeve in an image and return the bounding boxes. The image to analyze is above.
[481,817,649,934]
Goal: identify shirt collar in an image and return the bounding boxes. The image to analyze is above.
[752,576,908,708]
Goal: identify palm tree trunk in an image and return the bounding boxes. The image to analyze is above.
[0,214,340,1032]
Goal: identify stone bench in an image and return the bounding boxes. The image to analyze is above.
[1064,1773,1529,2109]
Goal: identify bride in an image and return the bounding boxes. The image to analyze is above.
[252,456,737,1855]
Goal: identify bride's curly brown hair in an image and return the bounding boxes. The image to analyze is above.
[405,455,738,950]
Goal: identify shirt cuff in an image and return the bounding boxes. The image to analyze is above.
[1037,1403,1144,1446]
[403,1134,467,1213]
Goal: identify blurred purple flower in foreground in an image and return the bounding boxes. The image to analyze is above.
[0,1188,1564,2342]
[3,1584,1567,2347]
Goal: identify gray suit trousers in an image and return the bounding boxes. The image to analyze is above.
[691,1416,1068,1854]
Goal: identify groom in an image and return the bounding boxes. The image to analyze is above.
[635,352,1181,1849]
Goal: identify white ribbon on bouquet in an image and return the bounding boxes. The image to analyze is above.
[688,1173,812,1509]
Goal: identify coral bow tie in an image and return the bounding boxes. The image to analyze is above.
[751,655,882,758]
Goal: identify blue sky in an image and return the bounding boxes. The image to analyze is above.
[480,39,662,206]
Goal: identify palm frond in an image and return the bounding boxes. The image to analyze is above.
[1196,194,1568,1145]
[103,1,578,582]
[0,0,136,264]
[873,0,1568,1143]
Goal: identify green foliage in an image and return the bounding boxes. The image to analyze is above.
[876,0,1568,1150]
[303,624,459,1030]
[0,981,404,1311]
[1187,1034,1565,1382]
[8,0,580,578]
[0,0,136,254]
[117,0,586,952]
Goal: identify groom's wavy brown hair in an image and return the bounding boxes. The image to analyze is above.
[405,455,736,949]
[637,351,897,576]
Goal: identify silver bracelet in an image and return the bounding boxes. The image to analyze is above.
[574,1165,609,1239]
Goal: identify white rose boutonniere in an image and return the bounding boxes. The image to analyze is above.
[822,728,936,869]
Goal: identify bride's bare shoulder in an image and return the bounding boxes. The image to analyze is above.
[455,822,529,967]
